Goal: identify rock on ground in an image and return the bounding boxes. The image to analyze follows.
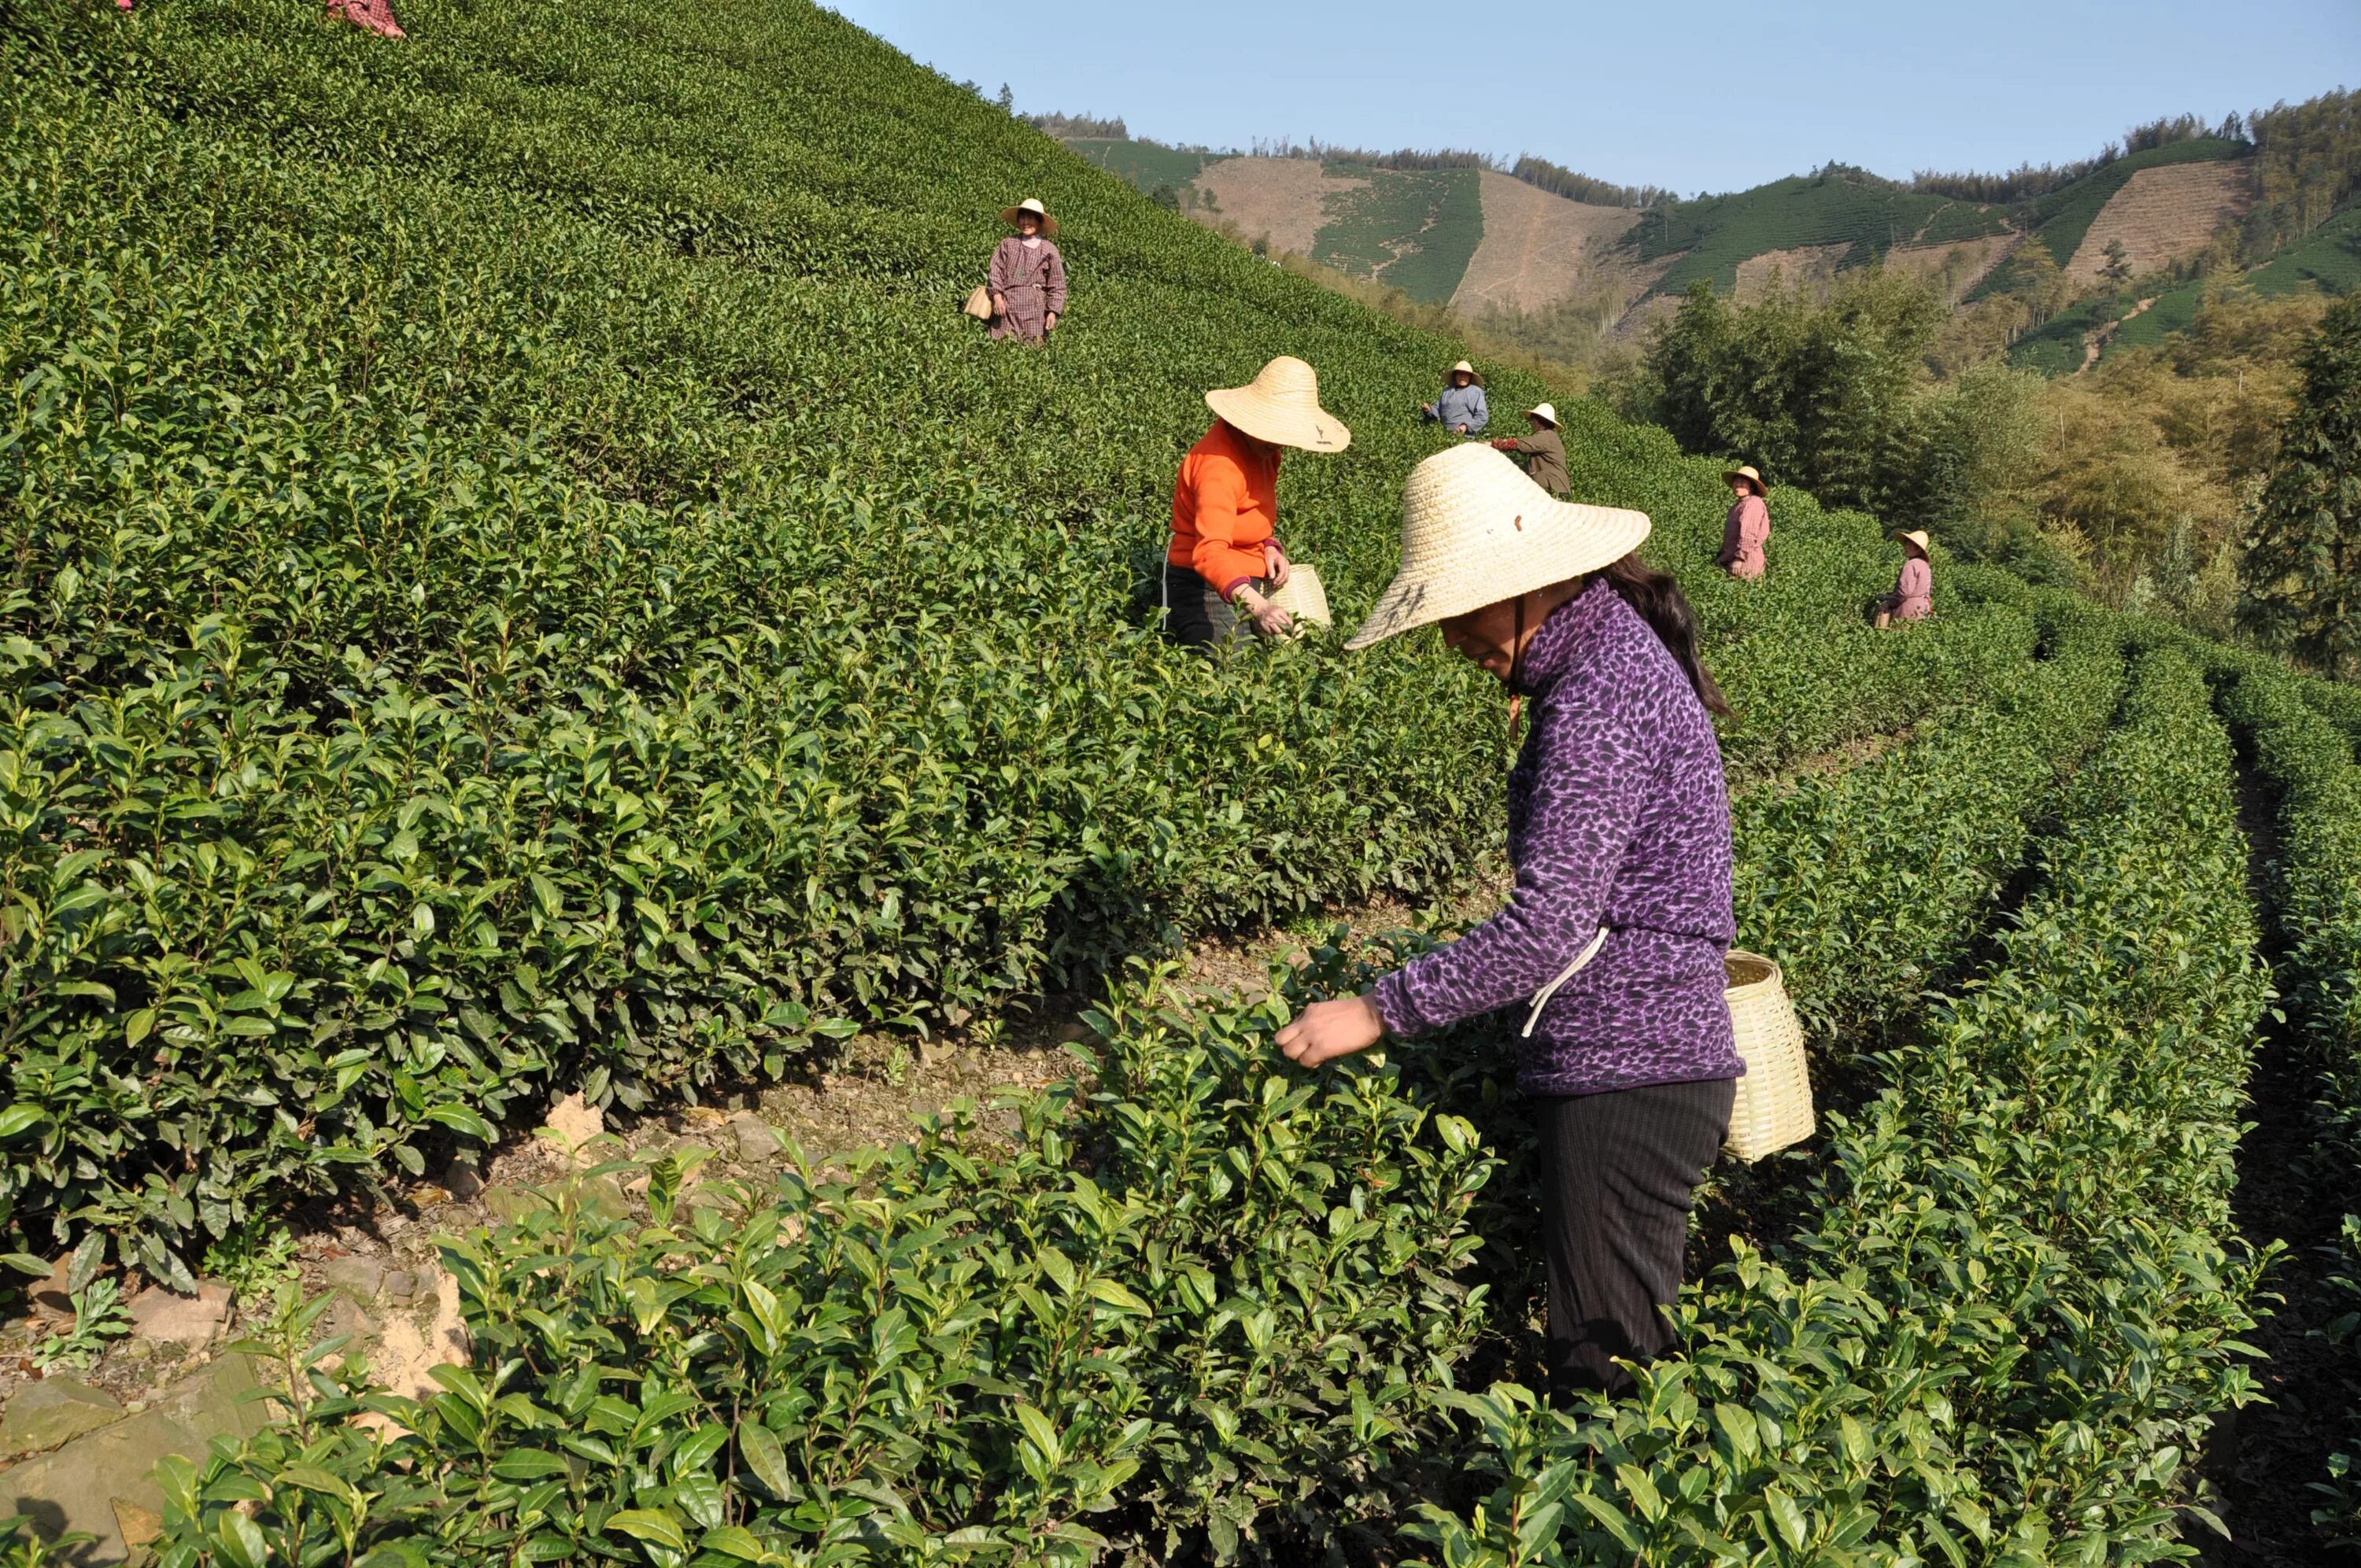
[0,1355,267,1563]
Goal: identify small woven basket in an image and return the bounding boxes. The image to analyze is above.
[1723,950,1813,1162]
[1267,562,1332,629]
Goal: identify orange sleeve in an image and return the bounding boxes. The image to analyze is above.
[1189,455,1253,596]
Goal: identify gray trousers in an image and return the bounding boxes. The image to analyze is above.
[1535,1077,1735,1397]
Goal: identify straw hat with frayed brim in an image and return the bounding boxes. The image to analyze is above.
[1205,356,1352,452]
[1447,359,1486,387]
[1896,529,1931,555]
[1000,197,1059,236]
[1525,403,1559,426]
[1722,463,1768,493]
[1347,445,1650,651]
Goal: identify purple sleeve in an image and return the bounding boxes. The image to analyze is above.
[1902,558,1931,598]
[1044,243,1068,314]
[1375,677,1650,1035]
[988,239,1018,294]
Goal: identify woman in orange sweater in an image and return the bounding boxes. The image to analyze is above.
[1164,357,1351,647]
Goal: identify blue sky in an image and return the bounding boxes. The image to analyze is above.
[829,0,2359,195]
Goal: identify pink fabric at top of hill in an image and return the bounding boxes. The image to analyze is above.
[327,0,405,37]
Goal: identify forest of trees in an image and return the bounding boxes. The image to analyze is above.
[1614,269,2337,644]
[1508,155,1674,208]
[1025,111,1128,138]
[2246,89,2361,254]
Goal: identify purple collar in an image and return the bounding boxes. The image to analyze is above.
[1512,579,1617,699]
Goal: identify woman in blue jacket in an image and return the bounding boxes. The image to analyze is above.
[1419,360,1489,436]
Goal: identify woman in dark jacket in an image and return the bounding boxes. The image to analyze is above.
[1279,443,1738,1399]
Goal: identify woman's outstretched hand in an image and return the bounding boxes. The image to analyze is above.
[1277,994,1384,1068]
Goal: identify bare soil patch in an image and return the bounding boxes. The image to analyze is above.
[1605,278,1687,342]
[1732,243,1854,303]
[1883,233,2021,304]
[2067,158,2256,284]
[1188,156,1364,260]
[1450,170,1644,316]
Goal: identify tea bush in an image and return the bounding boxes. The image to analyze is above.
[2215,655,2361,1540]
[1732,589,2123,1044]
[143,951,1518,1566]
[137,619,2147,1567]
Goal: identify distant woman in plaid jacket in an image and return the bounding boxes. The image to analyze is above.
[988,199,1067,344]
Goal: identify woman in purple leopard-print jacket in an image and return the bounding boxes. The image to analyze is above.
[1281,444,1741,1400]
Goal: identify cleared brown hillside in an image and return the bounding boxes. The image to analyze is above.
[1451,169,1642,314]
[2066,158,2256,282]
[1885,233,2020,304]
[1733,243,1852,301]
[1190,156,1362,257]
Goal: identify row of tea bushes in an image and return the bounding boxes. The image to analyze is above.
[137,621,2155,1567]
[2214,655,2361,1543]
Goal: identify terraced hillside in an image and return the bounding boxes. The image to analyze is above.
[3,0,2051,1296]
[1072,127,2353,373]
[1447,169,1645,317]
[2061,156,2255,282]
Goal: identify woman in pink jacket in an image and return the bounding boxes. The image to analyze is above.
[1716,465,1770,580]
[987,199,1068,344]
[1876,530,1934,626]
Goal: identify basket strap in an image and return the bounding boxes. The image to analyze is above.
[1521,927,1609,1039]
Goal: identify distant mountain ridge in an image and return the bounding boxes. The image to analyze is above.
[1044,102,2360,373]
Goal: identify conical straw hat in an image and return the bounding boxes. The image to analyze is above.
[1346,445,1650,651]
[1525,403,1559,426]
[1896,529,1931,555]
[1204,356,1351,452]
[1447,359,1485,386]
[999,197,1059,235]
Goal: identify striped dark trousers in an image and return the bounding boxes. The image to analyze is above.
[1535,1076,1735,1397]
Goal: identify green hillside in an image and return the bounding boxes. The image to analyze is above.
[2018,135,2248,265]
[13,2,2361,1563]
[1968,136,2252,315]
[1310,160,1485,303]
[2007,197,2360,371]
[1628,165,2013,296]
[2108,201,2361,354]
[1059,135,1214,191]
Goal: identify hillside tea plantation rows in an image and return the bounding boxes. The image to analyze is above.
[10,0,2361,1562]
[6,0,2040,1280]
[144,642,2327,1566]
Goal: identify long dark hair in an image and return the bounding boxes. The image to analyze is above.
[1598,555,1731,718]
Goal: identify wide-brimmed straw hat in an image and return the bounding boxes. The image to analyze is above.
[1897,529,1931,555]
[1346,445,1650,651]
[1722,463,1768,493]
[1000,197,1059,235]
[1447,359,1485,386]
[1205,356,1351,452]
[1525,403,1559,426]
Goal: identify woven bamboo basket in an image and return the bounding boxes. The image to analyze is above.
[1267,562,1332,629]
[1723,950,1813,1161]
